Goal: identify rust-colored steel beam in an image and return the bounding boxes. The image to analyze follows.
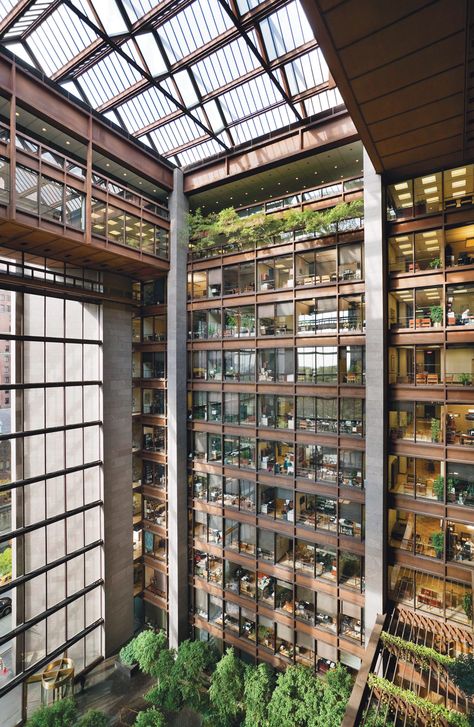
[183,110,358,193]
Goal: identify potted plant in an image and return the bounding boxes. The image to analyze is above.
[431,418,441,443]
[459,372,471,386]
[462,592,473,622]
[433,474,444,501]
[431,531,444,559]
[117,639,139,677]
[430,305,443,327]
[429,257,441,269]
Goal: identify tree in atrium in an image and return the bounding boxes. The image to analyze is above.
[134,707,166,727]
[242,662,275,727]
[207,647,245,727]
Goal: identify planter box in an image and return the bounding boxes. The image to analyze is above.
[115,659,139,677]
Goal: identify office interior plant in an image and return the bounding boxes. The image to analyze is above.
[430,305,443,326]
[430,530,444,558]
[429,256,441,269]
[433,475,445,501]
[462,593,473,622]
[459,372,471,386]
[431,418,441,443]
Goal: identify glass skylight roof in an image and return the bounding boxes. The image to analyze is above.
[0,0,344,167]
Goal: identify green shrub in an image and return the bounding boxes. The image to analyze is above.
[76,709,109,727]
[449,654,474,696]
[26,698,77,727]
[119,639,137,666]
[368,674,470,726]
[134,708,165,727]
[123,630,167,676]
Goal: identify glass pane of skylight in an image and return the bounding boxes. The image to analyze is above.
[175,138,222,167]
[220,74,285,123]
[260,0,313,61]
[2,0,57,40]
[149,115,207,156]
[191,33,259,95]
[117,87,178,135]
[120,0,157,23]
[4,42,36,68]
[26,4,97,76]
[76,51,142,108]
[232,104,297,145]
[203,100,224,133]
[285,48,329,95]
[135,33,168,77]
[89,0,129,35]
[305,88,344,116]
[158,0,232,64]
[173,69,199,108]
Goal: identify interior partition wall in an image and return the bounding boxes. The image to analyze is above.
[0,288,104,726]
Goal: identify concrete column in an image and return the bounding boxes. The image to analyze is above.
[363,148,386,637]
[167,169,189,649]
[102,275,134,656]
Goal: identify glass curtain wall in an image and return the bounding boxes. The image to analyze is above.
[0,289,103,725]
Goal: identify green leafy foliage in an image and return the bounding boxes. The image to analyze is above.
[448,654,474,696]
[173,639,216,711]
[208,647,245,727]
[75,710,109,727]
[145,639,216,714]
[0,546,12,578]
[122,630,167,677]
[26,699,78,727]
[119,639,137,666]
[267,664,324,727]
[266,663,353,727]
[317,663,353,726]
[134,707,166,727]
[380,632,454,669]
[188,199,364,257]
[368,674,470,727]
[242,662,275,727]
[362,705,393,727]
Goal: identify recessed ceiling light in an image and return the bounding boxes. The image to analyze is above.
[334,165,337,169]
[230,196,233,200]
[277,182,281,185]
[15,112,19,117]
[153,188,156,192]
[66,140,70,145]
[106,163,110,167]
[295,177,299,180]
[314,171,317,174]
[42,127,47,132]
[261,187,264,190]
[452,168,466,177]
[394,182,408,191]
[422,175,436,184]
[123,172,127,176]
[355,159,359,162]
[139,181,142,185]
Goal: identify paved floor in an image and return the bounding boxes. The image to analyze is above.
[75,658,154,725]
[75,658,202,726]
